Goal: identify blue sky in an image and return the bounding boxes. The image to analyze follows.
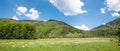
[0,0,120,30]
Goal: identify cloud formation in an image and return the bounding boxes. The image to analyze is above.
[103,23,106,25]
[49,0,87,16]
[101,0,120,17]
[16,6,39,20]
[17,6,27,15]
[105,0,120,12]
[100,8,106,14]
[74,24,89,31]
[111,12,120,17]
[25,8,39,20]
[12,16,19,20]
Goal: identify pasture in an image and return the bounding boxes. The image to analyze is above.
[0,38,120,51]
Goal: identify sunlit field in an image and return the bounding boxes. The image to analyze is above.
[0,38,120,51]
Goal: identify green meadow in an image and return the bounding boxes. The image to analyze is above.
[0,38,120,51]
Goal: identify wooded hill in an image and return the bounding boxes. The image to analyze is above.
[0,18,120,39]
[0,18,85,39]
[91,18,120,37]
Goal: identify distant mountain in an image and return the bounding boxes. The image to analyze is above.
[105,18,120,29]
[93,18,120,30]
[0,18,17,22]
[91,18,120,37]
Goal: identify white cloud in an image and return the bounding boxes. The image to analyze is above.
[111,12,120,17]
[17,6,27,14]
[49,0,87,16]
[74,24,89,31]
[103,23,106,25]
[102,0,120,17]
[105,0,120,12]
[100,8,106,14]
[16,11,22,16]
[25,8,39,20]
[12,16,19,20]
[16,6,40,20]
[43,19,48,22]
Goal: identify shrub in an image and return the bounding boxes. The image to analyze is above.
[0,22,37,39]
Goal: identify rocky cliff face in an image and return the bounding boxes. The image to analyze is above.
[105,18,120,29]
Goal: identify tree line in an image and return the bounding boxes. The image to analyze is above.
[0,21,37,39]
[0,19,120,39]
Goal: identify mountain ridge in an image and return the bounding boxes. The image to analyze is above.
[91,18,120,37]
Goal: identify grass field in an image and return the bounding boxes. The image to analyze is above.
[0,38,120,51]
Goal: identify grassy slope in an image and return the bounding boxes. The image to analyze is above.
[0,38,120,51]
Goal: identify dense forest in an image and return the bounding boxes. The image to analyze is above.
[0,18,120,39]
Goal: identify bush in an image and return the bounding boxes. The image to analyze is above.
[0,22,37,39]
[65,32,80,38]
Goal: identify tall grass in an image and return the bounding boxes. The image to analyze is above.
[0,38,120,51]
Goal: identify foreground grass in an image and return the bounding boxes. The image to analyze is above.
[0,38,120,51]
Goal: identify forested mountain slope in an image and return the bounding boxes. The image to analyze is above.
[0,18,84,39]
[91,18,120,37]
